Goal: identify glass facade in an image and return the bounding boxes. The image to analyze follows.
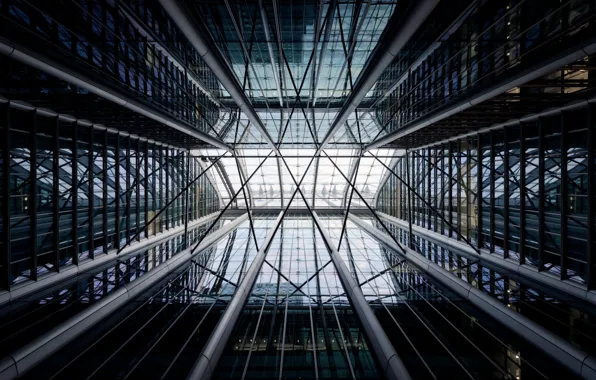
[0,0,595,379]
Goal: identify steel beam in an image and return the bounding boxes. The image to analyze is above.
[366,40,596,150]
[311,211,411,380]
[88,125,95,259]
[318,0,439,152]
[53,117,61,270]
[560,113,568,279]
[187,211,284,380]
[348,212,596,378]
[476,134,483,248]
[2,104,11,289]
[72,122,79,263]
[588,105,595,290]
[159,0,277,153]
[373,211,596,306]
[0,40,230,151]
[0,213,247,379]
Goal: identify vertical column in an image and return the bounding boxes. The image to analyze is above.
[489,132,495,253]
[503,127,509,259]
[560,113,568,279]
[114,133,121,249]
[456,140,461,241]
[538,118,546,271]
[136,139,141,242]
[466,139,471,241]
[126,137,131,242]
[318,212,411,380]
[184,152,190,248]
[519,125,527,264]
[2,105,11,288]
[587,105,595,289]
[30,113,38,279]
[88,125,95,259]
[165,148,169,230]
[103,130,108,254]
[477,134,483,248]
[151,144,157,236]
[53,117,60,270]
[159,147,164,233]
[448,142,453,237]
[406,150,413,249]
[144,141,149,236]
[72,122,79,264]
[434,146,438,232]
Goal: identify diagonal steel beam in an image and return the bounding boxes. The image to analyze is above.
[317,0,439,153]
[276,259,333,305]
[159,0,278,153]
[190,151,275,255]
[310,211,411,380]
[262,260,319,304]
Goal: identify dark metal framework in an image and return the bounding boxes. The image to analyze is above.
[377,101,596,289]
[0,102,220,289]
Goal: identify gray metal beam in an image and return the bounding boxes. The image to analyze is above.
[159,0,279,154]
[187,211,284,380]
[366,40,596,150]
[0,213,249,379]
[349,213,596,378]
[317,0,439,153]
[311,211,411,380]
[0,40,231,151]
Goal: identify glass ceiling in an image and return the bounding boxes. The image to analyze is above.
[189,0,404,211]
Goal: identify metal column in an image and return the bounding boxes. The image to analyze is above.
[53,117,60,270]
[588,105,595,289]
[88,125,95,259]
[2,104,11,289]
[311,211,412,380]
[503,127,509,258]
[29,113,38,279]
[187,211,284,380]
[538,119,545,270]
[103,130,109,255]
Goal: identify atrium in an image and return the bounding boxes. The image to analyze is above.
[0,0,595,379]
